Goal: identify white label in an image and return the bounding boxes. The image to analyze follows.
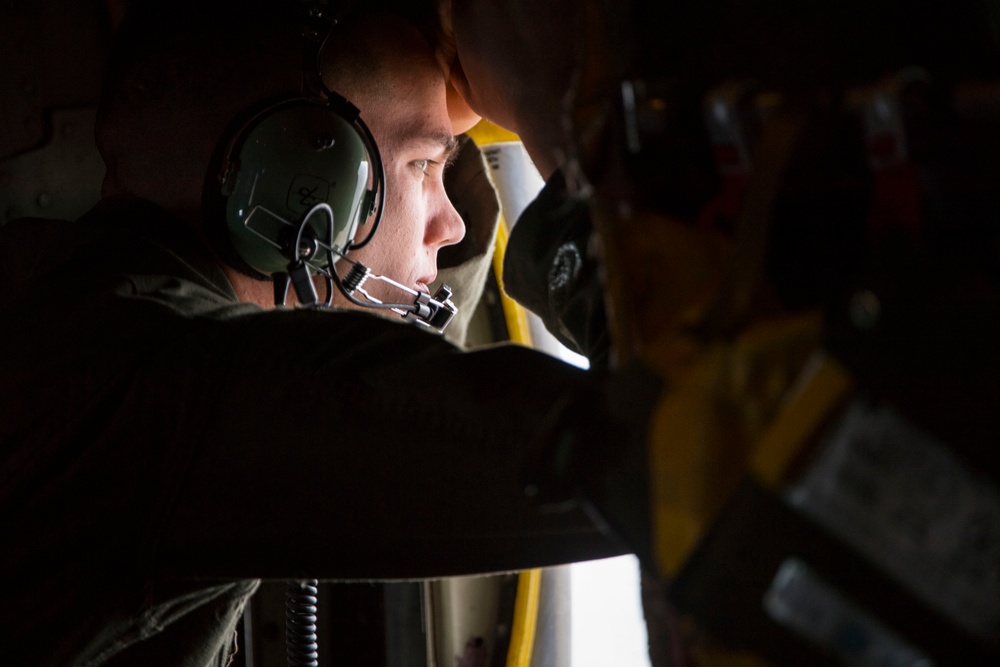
[785,402,1000,642]
[764,559,934,667]
[481,142,545,228]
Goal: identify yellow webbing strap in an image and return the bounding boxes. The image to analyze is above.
[649,313,837,577]
[466,118,521,145]
[492,219,540,665]
[491,218,534,346]
[750,352,854,488]
[467,119,543,667]
[467,119,534,346]
[494,222,541,665]
[506,568,543,667]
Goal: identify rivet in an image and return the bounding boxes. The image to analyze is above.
[313,133,335,150]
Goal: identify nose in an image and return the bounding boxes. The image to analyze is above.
[425,190,466,249]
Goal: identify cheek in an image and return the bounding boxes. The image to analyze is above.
[391,170,420,216]
[384,169,423,242]
[356,172,424,271]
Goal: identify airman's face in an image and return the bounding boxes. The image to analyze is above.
[328,21,467,308]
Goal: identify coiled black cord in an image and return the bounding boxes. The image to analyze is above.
[341,262,368,292]
[286,579,319,667]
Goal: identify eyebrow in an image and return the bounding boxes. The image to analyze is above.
[425,130,461,165]
[397,123,461,164]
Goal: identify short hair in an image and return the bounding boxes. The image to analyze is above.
[97,0,441,131]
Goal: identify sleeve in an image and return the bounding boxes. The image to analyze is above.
[152,307,646,581]
[501,169,611,366]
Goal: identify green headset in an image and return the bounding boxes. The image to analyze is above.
[205,1,457,332]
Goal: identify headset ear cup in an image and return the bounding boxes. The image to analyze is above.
[202,122,270,281]
[204,96,379,280]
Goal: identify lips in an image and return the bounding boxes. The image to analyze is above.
[416,273,437,294]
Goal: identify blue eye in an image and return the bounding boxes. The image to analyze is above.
[413,159,430,173]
